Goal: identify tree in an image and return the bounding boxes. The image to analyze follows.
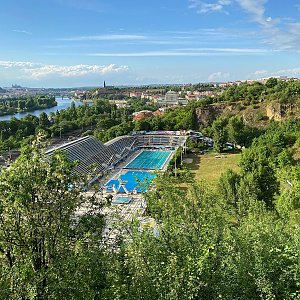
[276,165,300,222]
[211,116,228,152]
[0,141,104,299]
[227,116,245,146]
[18,100,26,110]
[265,77,278,89]
[39,112,51,128]
[218,169,240,209]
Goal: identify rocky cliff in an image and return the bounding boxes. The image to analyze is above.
[266,102,298,121]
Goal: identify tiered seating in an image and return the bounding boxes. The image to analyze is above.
[46,136,116,176]
[136,135,185,148]
[105,136,137,159]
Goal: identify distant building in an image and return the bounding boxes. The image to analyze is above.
[132,108,165,121]
[156,90,179,106]
[165,90,178,104]
[185,93,197,101]
[129,91,143,98]
[109,99,128,108]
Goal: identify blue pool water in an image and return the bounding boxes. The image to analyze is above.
[125,150,172,170]
[105,171,156,193]
[112,195,132,204]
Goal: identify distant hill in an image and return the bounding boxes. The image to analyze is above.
[0,87,7,93]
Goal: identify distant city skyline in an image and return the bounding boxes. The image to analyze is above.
[1,0,300,87]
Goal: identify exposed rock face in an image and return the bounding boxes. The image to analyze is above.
[194,101,299,128]
[266,102,298,121]
[195,106,223,127]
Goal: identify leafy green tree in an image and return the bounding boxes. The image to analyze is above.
[18,100,26,110]
[227,116,245,146]
[276,165,300,222]
[247,82,264,102]
[240,145,279,207]
[211,116,228,152]
[265,77,278,89]
[39,112,51,128]
[218,169,240,209]
[0,142,105,299]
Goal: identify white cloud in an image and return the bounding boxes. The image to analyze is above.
[189,0,300,51]
[0,61,36,68]
[89,47,270,57]
[208,71,230,81]
[189,0,232,13]
[236,0,270,25]
[189,0,272,24]
[0,61,129,80]
[189,0,270,23]
[276,68,300,76]
[177,47,270,53]
[59,34,146,41]
[12,29,32,35]
[237,1,300,51]
[253,70,268,75]
[250,68,300,79]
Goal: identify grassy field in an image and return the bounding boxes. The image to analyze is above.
[184,151,241,186]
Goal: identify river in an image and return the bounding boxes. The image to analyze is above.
[0,97,85,122]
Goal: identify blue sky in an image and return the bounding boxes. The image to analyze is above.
[0,0,300,87]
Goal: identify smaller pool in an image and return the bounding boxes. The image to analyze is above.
[112,195,132,204]
[105,171,156,193]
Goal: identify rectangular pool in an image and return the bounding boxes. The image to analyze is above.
[125,150,172,170]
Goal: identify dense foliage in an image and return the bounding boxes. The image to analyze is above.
[0,95,57,116]
[208,115,261,152]
[0,142,110,299]
[216,78,300,104]
[109,177,299,299]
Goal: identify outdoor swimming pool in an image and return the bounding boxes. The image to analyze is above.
[105,170,156,193]
[124,150,172,170]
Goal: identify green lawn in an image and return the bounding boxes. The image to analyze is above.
[184,152,241,186]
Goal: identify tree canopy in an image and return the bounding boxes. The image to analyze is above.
[0,141,108,299]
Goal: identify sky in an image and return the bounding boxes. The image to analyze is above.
[1,0,300,87]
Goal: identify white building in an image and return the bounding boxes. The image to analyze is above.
[157,90,179,106]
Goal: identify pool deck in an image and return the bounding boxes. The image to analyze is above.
[76,192,146,248]
[101,194,146,247]
[83,147,176,248]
